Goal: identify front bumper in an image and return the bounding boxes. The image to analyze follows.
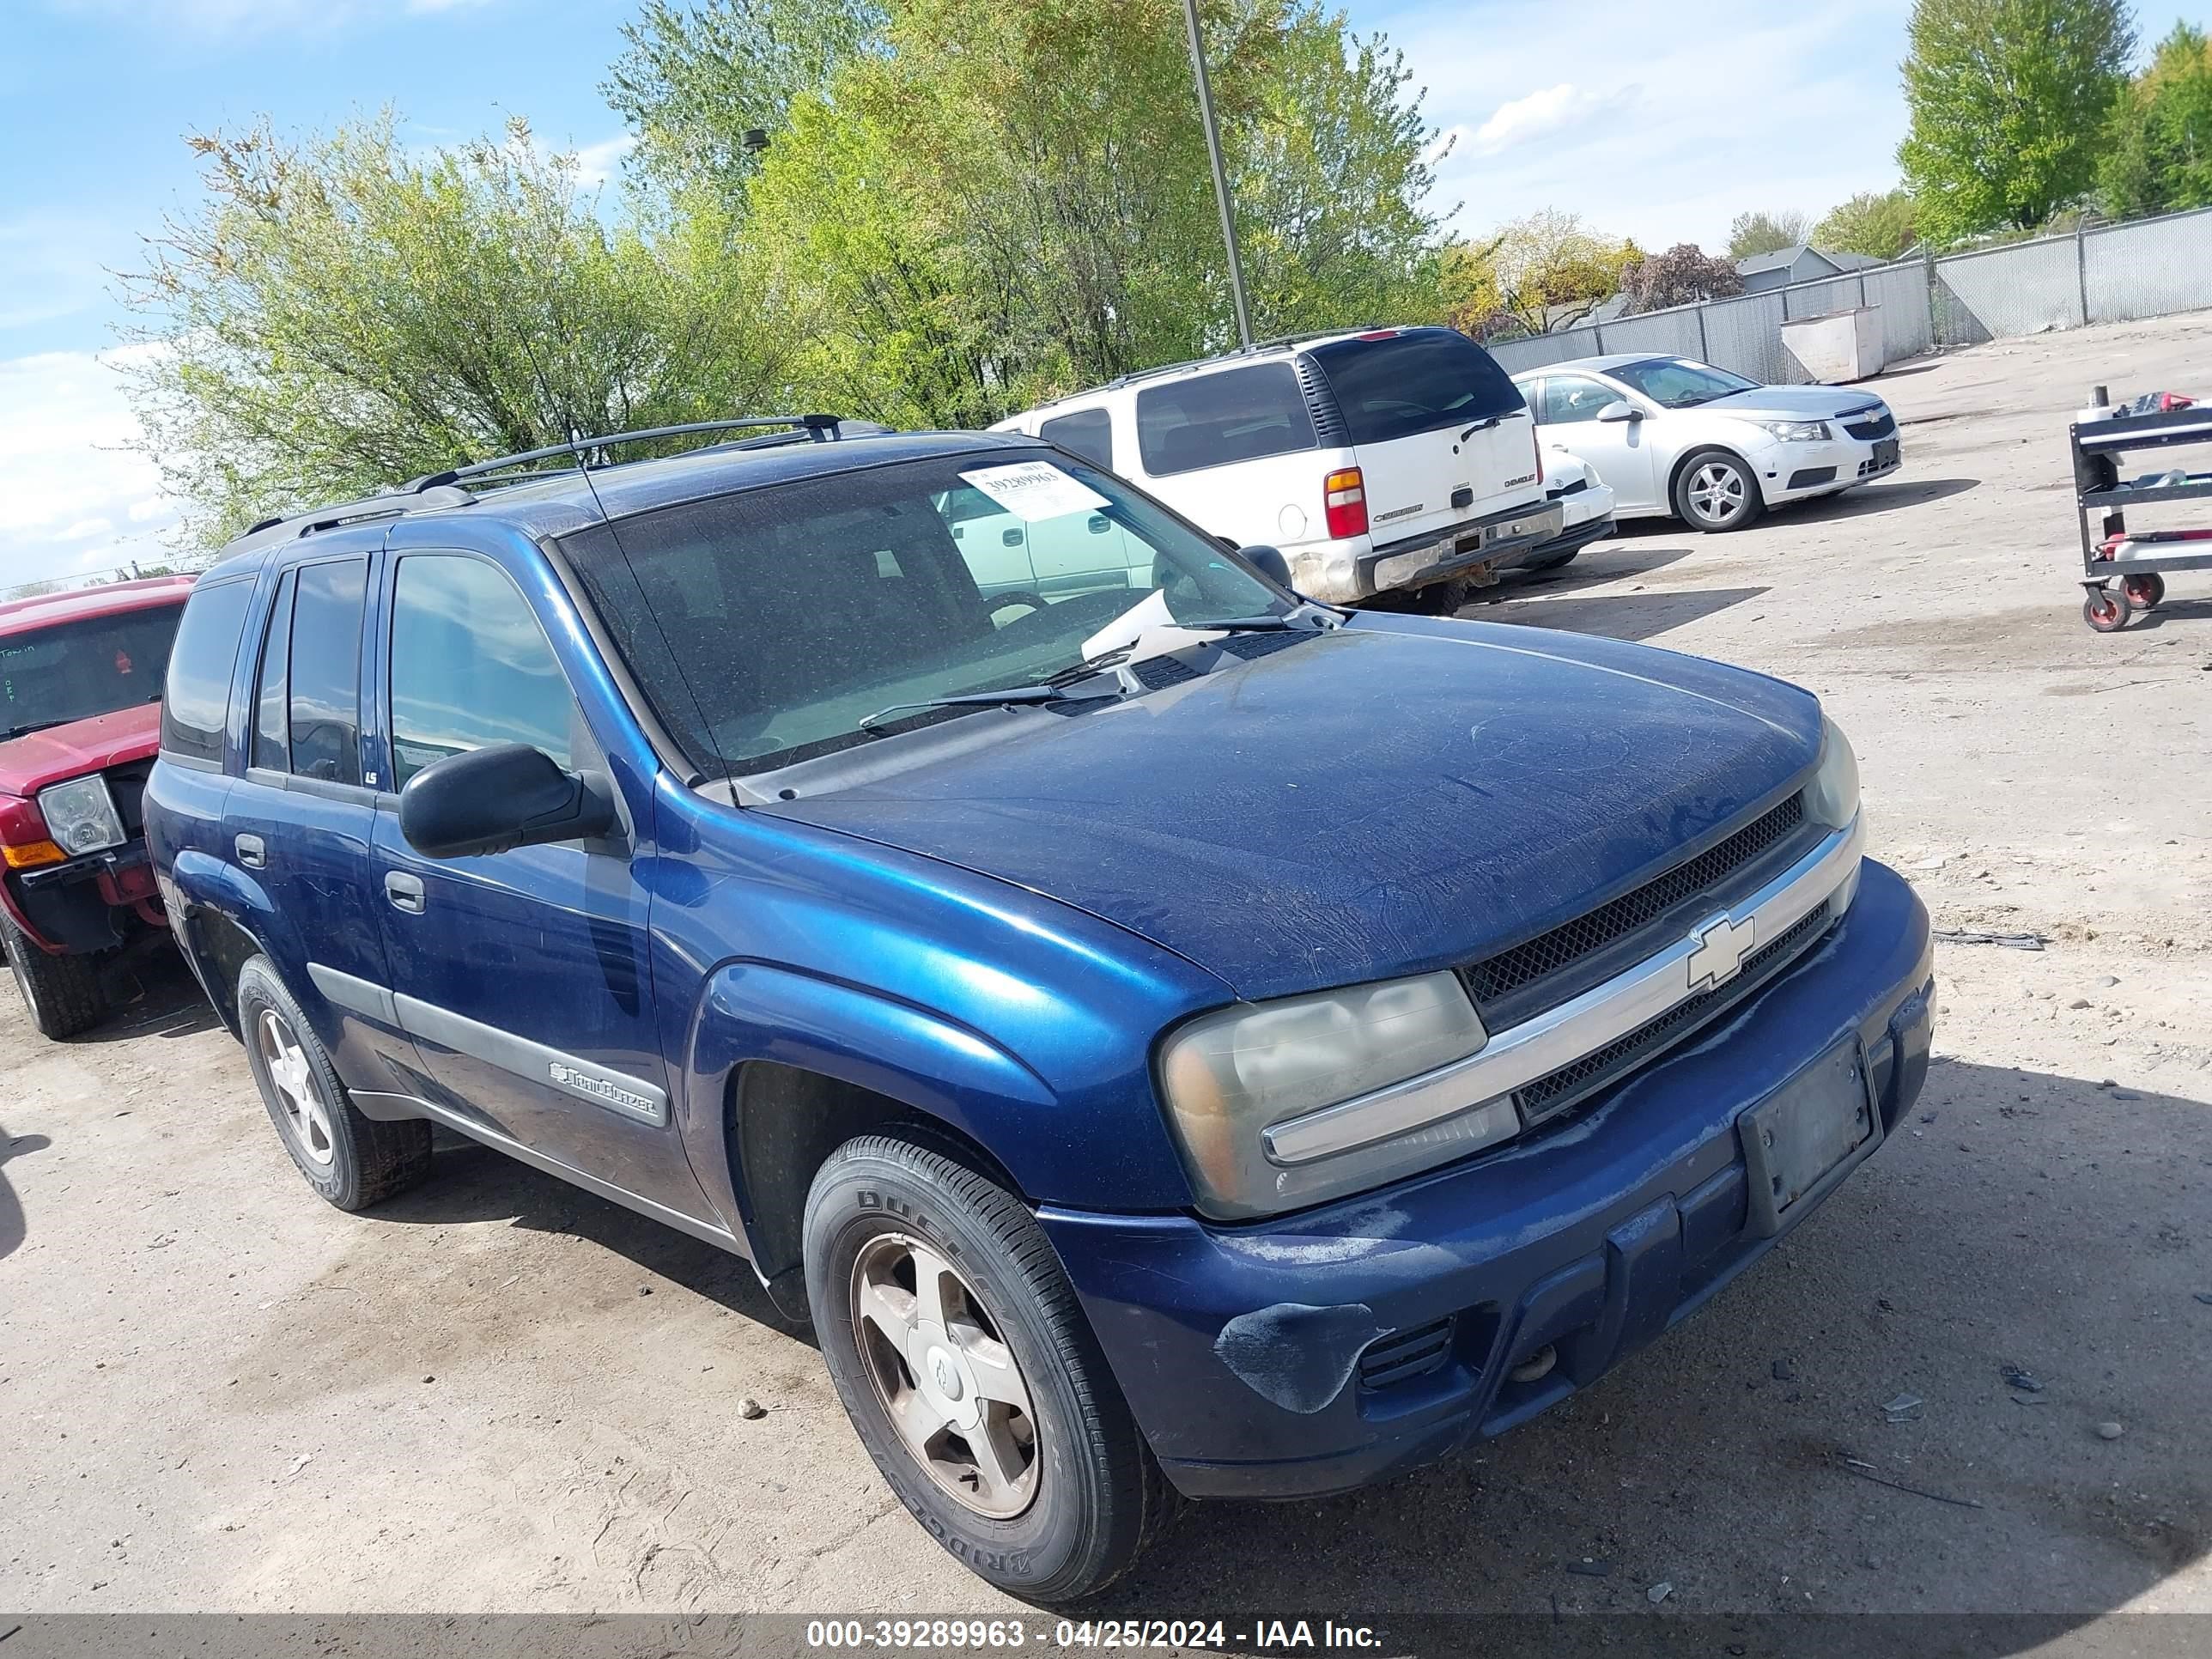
[3,843,162,954]
[1040,858,1933,1500]
[1758,428,1902,503]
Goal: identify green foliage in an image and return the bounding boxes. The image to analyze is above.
[736,0,1448,422]
[1726,210,1809,260]
[1814,189,1920,259]
[1899,0,2134,242]
[118,116,787,548]
[604,0,884,198]
[1618,244,1743,313]
[2099,21,2212,217]
[1443,211,1638,337]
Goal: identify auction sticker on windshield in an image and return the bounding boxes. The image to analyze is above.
[959,460,1111,523]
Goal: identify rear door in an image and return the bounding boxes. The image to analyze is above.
[1304,328,1540,545]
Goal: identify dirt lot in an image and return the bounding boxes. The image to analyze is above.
[3,315,2210,1642]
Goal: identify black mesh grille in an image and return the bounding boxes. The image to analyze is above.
[1358,1316,1455,1389]
[1464,793,1807,1008]
[1515,901,1833,1123]
[1130,653,1202,690]
[1843,411,1895,441]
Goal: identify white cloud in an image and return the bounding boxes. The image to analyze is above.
[0,348,184,591]
[1472,84,1632,156]
[1379,0,1915,252]
[573,133,637,190]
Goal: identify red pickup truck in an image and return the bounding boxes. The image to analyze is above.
[1,575,195,1038]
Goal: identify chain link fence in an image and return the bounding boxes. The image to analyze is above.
[1489,204,2212,384]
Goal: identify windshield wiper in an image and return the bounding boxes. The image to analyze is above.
[857,683,1101,736]
[0,718,69,743]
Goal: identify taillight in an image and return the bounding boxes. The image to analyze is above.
[1324,467,1368,539]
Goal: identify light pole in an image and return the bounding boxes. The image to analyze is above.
[1180,0,1253,349]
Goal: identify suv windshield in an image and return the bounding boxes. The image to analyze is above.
[562,453,1284,776]
[1306,328,1524,444]
[1608,358,1760,409]
[1,603,185,743]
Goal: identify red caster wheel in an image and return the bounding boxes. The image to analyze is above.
[2083,586,2132,633]
[2122,572,2166,609]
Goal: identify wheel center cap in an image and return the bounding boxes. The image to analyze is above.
[929,1348,963,1401]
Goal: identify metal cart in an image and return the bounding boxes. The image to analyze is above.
[2070,384,2212,632]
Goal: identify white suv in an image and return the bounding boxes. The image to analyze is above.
[991,326,1561,605]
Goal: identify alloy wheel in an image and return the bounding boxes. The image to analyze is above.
[851,1231,1040,1519]
[257,1007,336,1168]
[1686,460,1749,526]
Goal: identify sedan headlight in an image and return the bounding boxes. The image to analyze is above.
[1747,418,1832,442]
[36,776,126,858]
[1158,971,1518,1218]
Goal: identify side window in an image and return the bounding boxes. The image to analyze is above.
[286,559,368,787]
[158,580,254,764]
[1542,376,1619,425]
[1040,407,1114,471]
[388,555,578,791]
[1134,363,1318,477]
[250,568,296,773]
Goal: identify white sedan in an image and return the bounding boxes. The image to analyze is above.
[1510,356,1902,532]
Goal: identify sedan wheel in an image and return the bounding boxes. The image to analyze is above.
[1674,449,1765,532]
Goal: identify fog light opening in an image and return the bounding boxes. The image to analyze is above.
[1507,1345,1557,1385]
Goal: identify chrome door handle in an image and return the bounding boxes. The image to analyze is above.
[234,834,266,869]
[384,871,426,915]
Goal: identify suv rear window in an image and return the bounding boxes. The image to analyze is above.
[160,580,254,764]
[1307,329,1524,445]
[1040,407,1114,471]
[1135,363,1316,477]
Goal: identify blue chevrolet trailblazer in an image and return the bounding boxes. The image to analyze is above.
[146,411,1934,1602]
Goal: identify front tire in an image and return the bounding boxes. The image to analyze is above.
[1674,449,1765,532]
[235,957,430,1210]
[2,911,106,1040]
[804,1131,1176,1603]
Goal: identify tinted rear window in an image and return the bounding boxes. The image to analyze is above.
[1040,407,1114,471]
[287,558,368,786]
[1134,362,1316,477]
[1307,329,1525,445]
[160,580,254,764]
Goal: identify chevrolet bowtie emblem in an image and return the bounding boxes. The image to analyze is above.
[1686,913,1753,992]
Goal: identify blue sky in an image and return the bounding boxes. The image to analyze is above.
[0,0,2195,586]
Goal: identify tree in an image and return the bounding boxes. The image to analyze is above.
[732,0,1449,421]
[1726,209,1809,259]
[1814,189,1920,259]
[117,116,786,547]
[604,0,884,199]
[1899,0,2134,243]
[1618,244,1743,313]
[1443,210,1638,337]
[2099,22,2212,218]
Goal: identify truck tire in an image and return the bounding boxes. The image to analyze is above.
[804,1131,1178,1603]
[1673,448,1765,532]
[235,957,431,1210]
[3,911,106,1041]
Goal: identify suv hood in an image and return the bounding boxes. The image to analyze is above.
[769,619,1820,1002]
[1698,386,1884,422]
[0,702,162,798]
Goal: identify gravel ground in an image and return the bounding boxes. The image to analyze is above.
[3,315,2209,1644]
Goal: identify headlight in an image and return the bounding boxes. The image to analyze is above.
[36,776,125,858]
[1805,714,1863,912]
[1158,971,1517,1218]
[1747,418,1832,442]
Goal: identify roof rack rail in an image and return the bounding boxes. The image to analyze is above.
[224,413,854,554]
[404,414,846,492]
[1091,327,1386,394]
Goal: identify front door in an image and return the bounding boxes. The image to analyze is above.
[1536,374,1662,513]
[368,550,707,1221]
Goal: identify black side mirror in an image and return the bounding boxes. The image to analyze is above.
[398,743,617,860]
[1237,544,1294,588]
